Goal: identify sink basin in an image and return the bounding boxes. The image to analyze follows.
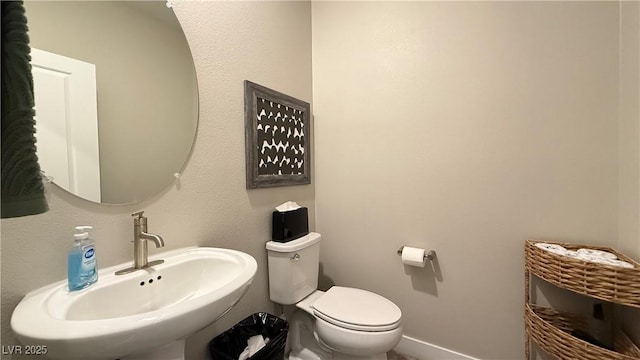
[11,247,257,360]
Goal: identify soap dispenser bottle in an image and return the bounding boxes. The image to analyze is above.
[68,225,98,291]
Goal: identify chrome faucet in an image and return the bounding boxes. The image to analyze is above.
[115,211,165,275]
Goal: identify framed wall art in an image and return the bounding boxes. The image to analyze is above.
[244,80,311,189]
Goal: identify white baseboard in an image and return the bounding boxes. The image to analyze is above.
[393,335,479,360]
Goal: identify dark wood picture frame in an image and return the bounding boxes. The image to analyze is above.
[244,80,311,189]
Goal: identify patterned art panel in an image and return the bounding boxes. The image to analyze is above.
[256,97,305,175]
[244,80,310,188]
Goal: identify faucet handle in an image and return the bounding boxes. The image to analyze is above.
[132,211,148,226]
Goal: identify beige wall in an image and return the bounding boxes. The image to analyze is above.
[24,1,198,204]
[313,2,623,359]
[3,1,639,360]
[1,2,313,359]
[618,0,640,346]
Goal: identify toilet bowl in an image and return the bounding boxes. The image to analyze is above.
[266,233,402,360]
[299,287,402,358]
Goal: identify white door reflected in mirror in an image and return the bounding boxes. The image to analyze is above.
[25,1,198,205]
[32,49,101,203]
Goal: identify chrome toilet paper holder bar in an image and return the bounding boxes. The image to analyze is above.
[397,246,436,261]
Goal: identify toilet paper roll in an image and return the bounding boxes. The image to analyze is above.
[402,246,426,267]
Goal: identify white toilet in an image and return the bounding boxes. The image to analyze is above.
[266,232,402,360]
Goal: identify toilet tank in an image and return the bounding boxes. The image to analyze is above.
[266,232,321,305]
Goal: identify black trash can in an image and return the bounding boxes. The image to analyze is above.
[209,313,289,360]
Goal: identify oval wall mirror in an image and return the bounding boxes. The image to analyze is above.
[24,1,198,205]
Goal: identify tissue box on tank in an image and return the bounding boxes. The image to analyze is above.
[272,207,308,242]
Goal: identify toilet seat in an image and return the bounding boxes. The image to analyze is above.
[312,286,401,332]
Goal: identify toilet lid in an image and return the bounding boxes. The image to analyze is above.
[312,286,401,332]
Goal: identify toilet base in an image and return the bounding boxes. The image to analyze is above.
[289,351,388,360]
[287,310,389,360]
[334,354,387,360]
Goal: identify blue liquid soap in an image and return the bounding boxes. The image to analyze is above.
[68,226,98,291]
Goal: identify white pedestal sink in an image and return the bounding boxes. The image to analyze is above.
[11,247,257,360]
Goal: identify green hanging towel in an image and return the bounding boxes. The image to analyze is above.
[1,0,49,218]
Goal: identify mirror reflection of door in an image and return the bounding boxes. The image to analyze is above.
[32,49,101,203]
[25,1,198,205]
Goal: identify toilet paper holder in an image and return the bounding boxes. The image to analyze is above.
[397,246,436,261]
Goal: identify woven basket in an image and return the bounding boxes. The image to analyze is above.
[525,240,640,308]
[615,329,640,359]
[525,304,640,360]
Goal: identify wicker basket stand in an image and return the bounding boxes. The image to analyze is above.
[524,240,640,360]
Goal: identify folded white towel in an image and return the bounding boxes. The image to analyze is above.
[534,243,568,256]
[576,248,617,260]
